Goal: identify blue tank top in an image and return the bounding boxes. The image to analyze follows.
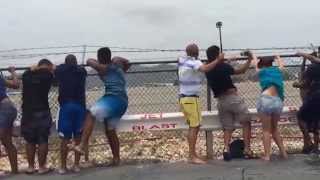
[100,64,128,101]
[0,76,7,102]
[258,67,284,101]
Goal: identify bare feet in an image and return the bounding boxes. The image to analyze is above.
[280,152,288,160]
[58,168,67,175]
[24,167,36,174]
[261,156,271,161]
[72,166,81,173]
[38,167,53,175]
[110,158,121,166]
[189,157,207,164]
[0,170,18,178]
[80,160,96,168]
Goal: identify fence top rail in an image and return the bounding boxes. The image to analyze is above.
[0,54,304,72]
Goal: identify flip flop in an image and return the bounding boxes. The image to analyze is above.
[0,171,9,177]
[24,168,37,175]
[58,168,68,175]
[38,168,53,175]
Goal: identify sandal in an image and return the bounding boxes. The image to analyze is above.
[302,145,315,154]
[38,167,53,175]
[24,168,37,175]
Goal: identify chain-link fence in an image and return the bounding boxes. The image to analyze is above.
[0,56,305,170]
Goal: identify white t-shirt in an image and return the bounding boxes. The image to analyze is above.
[178,56,203,96]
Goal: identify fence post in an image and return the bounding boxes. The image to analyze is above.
[81,45,87,65]
[205,81,214,159]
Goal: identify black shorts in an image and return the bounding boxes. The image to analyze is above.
[0,99,17,129]
[298,93,320,132]
[21,110,52,144]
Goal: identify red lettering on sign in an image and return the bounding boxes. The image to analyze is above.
[132,123,178,132]
[169,123,177,128]
[161,124,170,129]
[149,125,160,129]
[132,125,145,131]
[140,113,163,120]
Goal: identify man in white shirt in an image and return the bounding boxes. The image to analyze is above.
[178,44,224,164]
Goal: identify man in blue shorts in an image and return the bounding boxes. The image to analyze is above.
[55,54,87,174]
[73,47,130,166]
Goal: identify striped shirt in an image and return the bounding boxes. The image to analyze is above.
[178,56,203,96]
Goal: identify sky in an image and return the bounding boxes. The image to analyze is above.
[0,0,319,65]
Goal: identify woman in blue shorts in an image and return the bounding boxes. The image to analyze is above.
[253,54,288,161]
[75,47,130,166]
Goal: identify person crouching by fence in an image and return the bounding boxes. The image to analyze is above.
[72,47,130,166]
[252,54,288,161]
[205,46,253,161]
[55,55,87,174]
[295,52,320,154]
[178,44,224,164]
[0,67,19,175]
[21,59,54,174]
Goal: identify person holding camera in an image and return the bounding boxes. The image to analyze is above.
[295,52,320,154]
[293,50,320,154]
[0,67,19,175]
[205,46,253,161]
[252,54,288,161]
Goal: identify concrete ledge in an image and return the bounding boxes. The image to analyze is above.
[5,154,320,180]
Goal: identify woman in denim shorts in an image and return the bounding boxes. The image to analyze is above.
[253,54,288,161]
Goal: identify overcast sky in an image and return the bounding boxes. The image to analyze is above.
[0,0,319,65]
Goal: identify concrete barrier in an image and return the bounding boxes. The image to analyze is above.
[12,106,299,159]
[116,106,298,132]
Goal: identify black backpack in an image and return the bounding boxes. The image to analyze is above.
[230,139,245,159]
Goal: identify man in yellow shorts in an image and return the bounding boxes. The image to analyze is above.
[178,43,224,164]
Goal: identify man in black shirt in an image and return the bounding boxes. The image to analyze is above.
[21,59,54,174]
[55,54,87,174]
[205,45,253,161]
